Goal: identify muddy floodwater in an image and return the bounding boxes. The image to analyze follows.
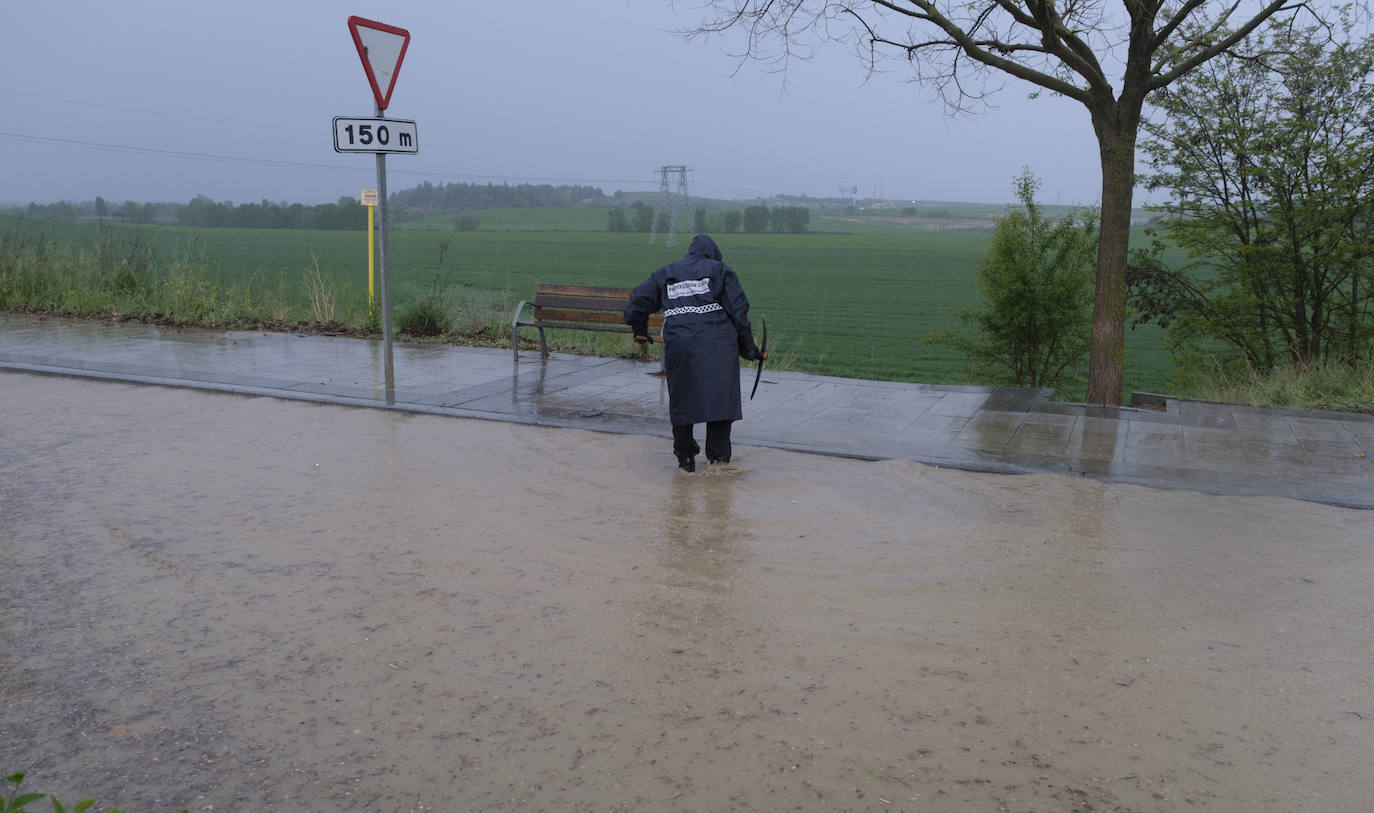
[2,373,1371,812]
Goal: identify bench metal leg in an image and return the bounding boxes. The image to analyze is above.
[511,300,529,363]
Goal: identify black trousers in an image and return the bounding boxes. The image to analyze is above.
[673,421,733,463]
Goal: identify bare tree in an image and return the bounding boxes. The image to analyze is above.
[683,0,1341,404]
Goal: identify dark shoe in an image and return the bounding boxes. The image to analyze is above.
[677,456,696,473]
[707,456,730,465]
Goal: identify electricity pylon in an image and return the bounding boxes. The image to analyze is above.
[650,165,690,246]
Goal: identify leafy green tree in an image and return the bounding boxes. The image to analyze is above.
[685,0,1349,404]
[181,195,227,227]
[1132,22,1374,373]
[768,206,786,233]
[630,202,654,232]
[606,208,630,232]
[329,197,367,230]
[722,210,742,233]
[284,202,305,229]
[926,170,1097,390]
[771,206,810,234]
[742,205,770,233]
[693,207,708,233]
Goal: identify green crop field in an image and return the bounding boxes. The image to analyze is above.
[1,211,1174,401]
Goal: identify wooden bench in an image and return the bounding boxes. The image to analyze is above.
[510,284,663,362]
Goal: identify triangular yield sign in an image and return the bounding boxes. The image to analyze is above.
[348,16,410,111]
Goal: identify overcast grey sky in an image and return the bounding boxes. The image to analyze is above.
[5,1,1108,207]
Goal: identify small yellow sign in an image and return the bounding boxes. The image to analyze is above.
[360,189,379,207]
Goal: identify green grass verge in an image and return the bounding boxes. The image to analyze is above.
[2,212,1178,401]
[1181,359,1374,414]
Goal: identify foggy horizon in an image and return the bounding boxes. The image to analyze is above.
[6,1,1122,211]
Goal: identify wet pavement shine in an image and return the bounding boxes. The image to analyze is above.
[2,312,1371,509]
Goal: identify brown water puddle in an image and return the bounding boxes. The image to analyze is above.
[2,373,1371,811]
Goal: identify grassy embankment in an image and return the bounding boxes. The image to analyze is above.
[6,208,1366,409]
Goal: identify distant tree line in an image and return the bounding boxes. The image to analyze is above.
[11,184,812,236]
[391,180,608,214]
[178,195,366,230]
[751,205,810,234]
[607,202,808,235]
[9,195,368,231]
[16,198,173,224]
[9,181,611,231]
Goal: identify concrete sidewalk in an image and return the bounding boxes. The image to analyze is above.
[3,312,1371,508]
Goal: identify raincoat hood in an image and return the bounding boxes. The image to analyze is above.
[686,234,722,262]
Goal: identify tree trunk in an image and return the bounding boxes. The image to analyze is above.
[1086,101,1141,406]
[1349,276,1360,364]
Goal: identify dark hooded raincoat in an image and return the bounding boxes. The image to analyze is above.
[624,234,757,426]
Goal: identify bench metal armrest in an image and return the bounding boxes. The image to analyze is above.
[510,300,531,362]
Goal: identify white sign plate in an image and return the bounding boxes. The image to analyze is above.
[348,16,410,111]
[332,117,418,154]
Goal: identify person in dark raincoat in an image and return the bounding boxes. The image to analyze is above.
[625,234,763,472]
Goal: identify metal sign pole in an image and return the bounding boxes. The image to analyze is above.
[375,105,395,404]
[343,16,411,406]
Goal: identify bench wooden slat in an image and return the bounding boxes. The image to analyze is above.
[536,283,633,299]
[534,294,636,312]
[529,321,640,333]
[533,309,631,326]
[530,310,665,327]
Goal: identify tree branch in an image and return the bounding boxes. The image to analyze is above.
[1151,1,1309,90]
[865,0,1098,102]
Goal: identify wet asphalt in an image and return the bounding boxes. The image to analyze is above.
[2,312,1371,509]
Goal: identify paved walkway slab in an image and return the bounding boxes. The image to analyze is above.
[3,313,1370,508]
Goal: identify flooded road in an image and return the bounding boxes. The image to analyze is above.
[2,373,1371,812]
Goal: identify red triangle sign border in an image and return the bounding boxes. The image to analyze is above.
[347,15,411,112]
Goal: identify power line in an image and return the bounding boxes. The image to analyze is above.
[6,93,912,200]
[0,130,654,189]
[0,130,347,171]
[4,94,780,194]
[1,90,319,136]
[1,129,817,202]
